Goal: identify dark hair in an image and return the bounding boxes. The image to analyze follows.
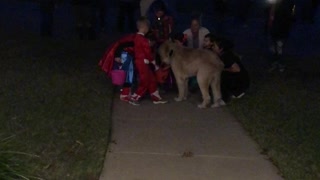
[145,31,156,42]
[172,32,184,42]
[153,0,167,13]
[204,33,217,43]
[214,37,234,51]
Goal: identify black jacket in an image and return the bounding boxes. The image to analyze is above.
[270,0,295,39]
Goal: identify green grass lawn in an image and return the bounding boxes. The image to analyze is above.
[229,56,320,180]
[0,34,113,179]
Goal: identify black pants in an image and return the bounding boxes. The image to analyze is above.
[117,2,137,32]
[221,71,250,101]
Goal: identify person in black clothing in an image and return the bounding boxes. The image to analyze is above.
[117,0,140,32]
[211,37,250,101]
[266,0,295,72]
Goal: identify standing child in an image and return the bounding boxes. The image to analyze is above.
[130,17,167,105]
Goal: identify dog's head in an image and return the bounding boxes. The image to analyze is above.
[158,40,175,64]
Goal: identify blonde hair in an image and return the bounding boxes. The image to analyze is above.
[136,16,150,29]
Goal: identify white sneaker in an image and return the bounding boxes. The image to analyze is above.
[232,92,245,99]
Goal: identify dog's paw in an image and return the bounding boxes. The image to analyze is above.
[211,103,220,108]
[211,99,226,108]
[197,104,207,109]
[174,97,184,102]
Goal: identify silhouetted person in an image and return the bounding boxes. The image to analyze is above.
[40,0,55,37]
[117,0,139,32]
[71,0,96,40]
[266,0,295,72]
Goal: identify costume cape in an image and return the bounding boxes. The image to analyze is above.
[98,34,136,77]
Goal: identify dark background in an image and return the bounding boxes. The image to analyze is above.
[0,0,319,58]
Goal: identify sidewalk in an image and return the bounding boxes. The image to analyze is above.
[99,93,283,180]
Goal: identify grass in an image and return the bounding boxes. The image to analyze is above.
[0,34,114,179]
[229,56,320,180]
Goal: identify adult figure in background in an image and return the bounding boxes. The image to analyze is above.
[40,0,56,37]
[183,17,210,49]
[140,0,155,16]
[267,0,295,72]
[183,17,210,92]
[117,0,140,32]
[148,0,174,46]
[71,0,96,40]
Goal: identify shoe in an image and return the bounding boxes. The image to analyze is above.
[128,95,140,106]
[231,92,245,99]
[120,95,130,102]
[278,64,286,72]
[129,99,140,106]
[151,95,168,104]
[153,99,168,104]
[268,62,279,72]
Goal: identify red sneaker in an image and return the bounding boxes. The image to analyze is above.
[120,95,130,102]
[151,95,168,104]
[129,95,140,106]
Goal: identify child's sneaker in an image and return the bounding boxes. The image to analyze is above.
[120,95,130,102]
[129,94,140,106]
[151,95,168,104]
[231,92,245,99]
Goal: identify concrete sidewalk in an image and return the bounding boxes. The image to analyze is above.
[99,93,283,180]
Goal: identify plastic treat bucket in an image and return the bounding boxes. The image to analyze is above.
[110,70,126,86]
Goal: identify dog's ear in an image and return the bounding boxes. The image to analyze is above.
[169,49,174,57]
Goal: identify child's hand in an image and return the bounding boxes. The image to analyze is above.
[114,57,122,63]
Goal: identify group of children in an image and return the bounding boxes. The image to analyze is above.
[99,0,250,106]
[99,17,167,106]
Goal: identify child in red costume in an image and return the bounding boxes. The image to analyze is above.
[130,17,167,105]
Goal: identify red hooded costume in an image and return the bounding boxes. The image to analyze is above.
[99,34,136,101]
[98,34,136,77]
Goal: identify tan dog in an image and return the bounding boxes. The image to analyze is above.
[158,41,226,108]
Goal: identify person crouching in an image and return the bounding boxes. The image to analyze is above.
[208,35,250,102]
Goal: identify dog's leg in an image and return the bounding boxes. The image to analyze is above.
[174,76,185,102]
[211,72,226,108]
[183,78,188,100]
[197,75,211,108]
